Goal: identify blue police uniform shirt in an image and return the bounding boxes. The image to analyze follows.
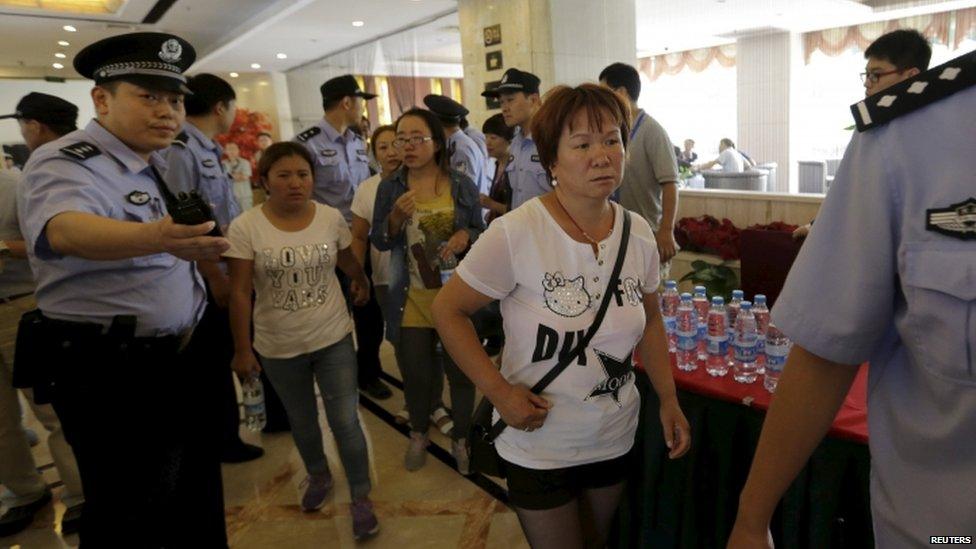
[463,127,488,159]
[772,84,976,546]
[293,119,370,224]
[161,122,241,229]
[18,119,207,337]
[506,127,549,210]
[448,129,490,196]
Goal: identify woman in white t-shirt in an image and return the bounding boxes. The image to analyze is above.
[224,142,379,540]
[432,84,691,548]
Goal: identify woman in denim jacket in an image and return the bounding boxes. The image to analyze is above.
[371,108,485,473]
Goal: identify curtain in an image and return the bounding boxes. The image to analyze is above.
[803,10,955,63]
[638,45,737,82]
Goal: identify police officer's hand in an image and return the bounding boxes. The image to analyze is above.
[231,349,261,380]
[349,275,370,307]
[154,217,230,262]
[390,190,417,228]
[491,383,552,432]
[655,227,679,263]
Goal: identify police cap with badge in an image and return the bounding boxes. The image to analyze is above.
[423,94,469,125]
[482,68,541,98]
[0,92,78,129]
[320,74,378,104]
[73,32,196,94]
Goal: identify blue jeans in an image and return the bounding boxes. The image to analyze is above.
[260,335,371,500]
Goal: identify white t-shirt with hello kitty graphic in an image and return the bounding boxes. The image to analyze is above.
[456,198,660,470]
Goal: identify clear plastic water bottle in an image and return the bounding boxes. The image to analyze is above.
[660,280,680,354]
[764,323,792,393]
[692,286,710,362]
[675,293,698,372]
[242,375,267,431]
[727,290,744,366]
[438,244,458,286]
[732,301,760,383]
[705,296,730,377]
[753,294,770,374]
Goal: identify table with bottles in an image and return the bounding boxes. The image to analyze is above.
[611,283,873,548]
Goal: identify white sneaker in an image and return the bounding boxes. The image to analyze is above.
[405,431,429,471]
[452,439,471,476]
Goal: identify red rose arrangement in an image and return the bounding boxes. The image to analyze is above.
[675,216,797,260]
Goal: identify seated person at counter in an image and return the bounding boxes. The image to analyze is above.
[677,138,697,168]
[696,138,751,173]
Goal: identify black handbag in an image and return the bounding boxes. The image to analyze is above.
[469,211,632,477]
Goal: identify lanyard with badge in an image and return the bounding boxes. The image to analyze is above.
[629,111,646,142]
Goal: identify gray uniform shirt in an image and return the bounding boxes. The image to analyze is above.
[0,170,35,297]
[617,110,678,232]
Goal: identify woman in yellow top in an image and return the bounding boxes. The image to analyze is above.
[371,108,485,474]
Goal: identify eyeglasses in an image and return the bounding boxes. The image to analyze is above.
[860,68,903,85]
[392,136,433,148]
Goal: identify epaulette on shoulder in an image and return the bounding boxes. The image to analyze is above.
[851,49,976,132]
[172,131,188,147]
[296,126,321,142]
[59,141,101,161]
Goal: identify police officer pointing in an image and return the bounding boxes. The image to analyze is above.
[17,32,229,546]
[423,94,490,195]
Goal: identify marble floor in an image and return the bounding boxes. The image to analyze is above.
[2,342,530,549]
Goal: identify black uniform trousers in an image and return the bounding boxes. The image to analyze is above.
[47,319,227,548]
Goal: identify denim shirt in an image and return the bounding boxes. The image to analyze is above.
[370,166,485,343]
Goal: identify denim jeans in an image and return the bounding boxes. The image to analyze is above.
[260,335,371,500]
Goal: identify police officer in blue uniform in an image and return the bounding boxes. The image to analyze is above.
[481,68,547,210]
[17,32,230,546]
[162,73,271,464]
[460,117,488,161]
[423,94,490,195]
[294,74,392,399]
[729,50,976,548]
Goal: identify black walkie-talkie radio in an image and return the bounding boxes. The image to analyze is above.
[168,190,222,237]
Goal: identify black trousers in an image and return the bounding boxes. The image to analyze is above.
[48,322,227,548]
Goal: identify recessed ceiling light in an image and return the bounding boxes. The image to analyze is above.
[58,40,70,46]
[259,81,269,86]
[63,25,77,32]
[250,63,261,69]
[52,62,64,69]
[352,20,365,27]
[276,52,287,59]
[229,72,239,78]
[241,87,250,92]
[55,52,67,59]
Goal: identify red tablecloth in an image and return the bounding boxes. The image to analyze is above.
[642,358,869,444]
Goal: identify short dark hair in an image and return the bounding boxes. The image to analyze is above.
[395,108,449,173]
[323,96,345,111]
[257,141,314,180]
[598,62,641,102]
[530,84,631,182]
[370,124,395,156]
[184,74,236,116]
[482,113,513,141]
[865,29,932,72]
[46,121,76,137]
[720,138,735,149]
[459,117,469,130]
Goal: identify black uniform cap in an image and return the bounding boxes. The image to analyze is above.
[0,92,78,127]
[423,94,469,122]
[482,68,541,98]
[74,32,195,94]
[320,75,377,103]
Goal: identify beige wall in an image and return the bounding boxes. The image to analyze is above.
[213,71,291,140]
[677,188,822,228]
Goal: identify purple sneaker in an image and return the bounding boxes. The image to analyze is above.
[351,499,379,540]
[300,472,334,512]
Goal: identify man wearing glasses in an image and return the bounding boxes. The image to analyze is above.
[794,28,931,240]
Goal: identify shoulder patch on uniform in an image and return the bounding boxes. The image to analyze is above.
[59,141,101,161]
[321,149,337,157]
[926,197,976,240]
[202,158,217,168]
[851,49,976,132]
[296,126,322,142]
[172,131,188,147]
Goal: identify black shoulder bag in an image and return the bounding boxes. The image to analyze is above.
[468,210,632,477]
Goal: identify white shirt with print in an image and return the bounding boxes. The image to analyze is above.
[350,173,392,286]
[224,202,353,359]
[456,198,660,469]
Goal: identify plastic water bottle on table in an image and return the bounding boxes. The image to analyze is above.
[675,293,698,372]
[705,296,730,377]
[727,289,744,366]
[732,301,760,383]
[764,323,792,393]
[693,286,710,362]
[752,294,770,373]
[660,280,680,354]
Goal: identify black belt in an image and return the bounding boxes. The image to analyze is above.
[41,314,185,354]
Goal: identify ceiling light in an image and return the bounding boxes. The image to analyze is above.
[58,40,70,46]
[55,52,67,58]
[63,25,76,32]
[352,20,365,27]
[250,63,261,69]
[276,52,287,59]
[259,81,269,86]
[52,62,64,69]
[229,72,239,78]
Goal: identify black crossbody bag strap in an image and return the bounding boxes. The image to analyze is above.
[487,210,632,440]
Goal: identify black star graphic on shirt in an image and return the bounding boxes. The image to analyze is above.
[585,349,635,407]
